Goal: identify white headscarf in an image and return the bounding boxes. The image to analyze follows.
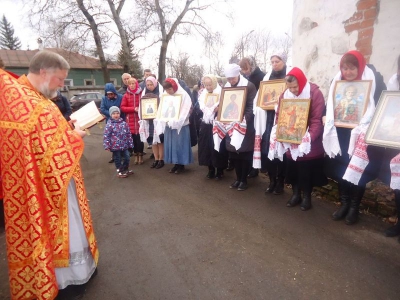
[198,74,222,124]
[224,64,241,77]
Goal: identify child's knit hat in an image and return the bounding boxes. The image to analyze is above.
[109,106,120,115]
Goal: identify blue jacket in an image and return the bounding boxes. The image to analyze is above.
[103,118,133,151]
[100,83,124,121]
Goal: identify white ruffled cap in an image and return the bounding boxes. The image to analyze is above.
[224,64,241,77]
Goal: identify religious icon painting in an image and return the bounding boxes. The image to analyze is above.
[158,94,182,121]
[205,93,219,108]
[365,91,400,150]
[257,79,286,110]
[140,96,158,120]
[333,80,372,128]
[217,87,247,123]
[276,99,311,144]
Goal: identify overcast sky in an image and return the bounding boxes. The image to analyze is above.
[3,0,293,72]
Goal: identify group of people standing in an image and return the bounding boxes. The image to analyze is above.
[102,50,400,233]
[195,50,400,235]
[101,71,194,177]
[0,45,400,299]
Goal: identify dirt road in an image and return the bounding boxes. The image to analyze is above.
[1,126,400,300]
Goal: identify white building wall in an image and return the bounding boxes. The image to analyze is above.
[292,0,400,97]
[370,0,400,81]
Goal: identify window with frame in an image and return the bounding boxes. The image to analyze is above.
[64,79,73,87]
[110,78,117,86]
[84,79,95,86]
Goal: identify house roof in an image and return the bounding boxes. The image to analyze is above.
[0,48,122,70]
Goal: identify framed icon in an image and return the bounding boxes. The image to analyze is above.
[257,79,286,110]
[333,80,372,128]
[276,99,311,144]
[217,87,247,123]
[365,91,400,150]
[158,94,182,121]
[204,93,219,108]
[140,97,158,120]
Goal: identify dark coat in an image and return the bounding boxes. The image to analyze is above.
[225,79,257,153]
[248,67,266,91]
[117,84,128,96]
[52,92,72,121]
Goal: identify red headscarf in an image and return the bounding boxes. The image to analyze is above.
[340,50,366,80]
[287,67,307,96]
[128,77,141,94]
[165,78,178,93]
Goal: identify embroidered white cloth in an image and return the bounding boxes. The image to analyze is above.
[252,69,289,168]
[252,73,269,168]
[342,126,370,185]
[387,73,399,91]
[212,76,249,151]
[252,109,265,168]
[153,119,166,144]
[139,120,150,142]
[390,153,400,190]
[198,84,221,124]
[268,125,311,161]
[267,81,312,161]
[323,66,376,158]
[213,120,247,151]
[268,125,284,160]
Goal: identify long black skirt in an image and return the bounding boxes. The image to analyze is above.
[378,147,399,185]
[324,127,385,185]
[324,127,351,181]
[198,122,228,169]
[286,157,328,190]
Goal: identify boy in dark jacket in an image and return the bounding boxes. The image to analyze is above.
[103,106,134,178]
[100,83,124,121]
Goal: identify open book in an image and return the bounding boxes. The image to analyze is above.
[70,101,104,130]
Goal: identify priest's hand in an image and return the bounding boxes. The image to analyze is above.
[70,119,87,138]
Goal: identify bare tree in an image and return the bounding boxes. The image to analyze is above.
[107,0,135,74]
[167,52,204,87]
[24,0,115,82]
[251,30,272,72]
[203,31,225,76]
[230,30,255,61]
[275,33,292,60]
[230,29,274,72]
[134,0,226,82]
[76,0,111,82]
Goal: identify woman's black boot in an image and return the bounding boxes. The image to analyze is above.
[287,184,302,207]
[332,180,351,221]
[345,185,365,225]
[265,174,276,194]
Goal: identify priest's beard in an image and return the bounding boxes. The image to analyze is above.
[38,79,58,99]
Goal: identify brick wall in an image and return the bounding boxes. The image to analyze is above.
[343,0,380,62]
